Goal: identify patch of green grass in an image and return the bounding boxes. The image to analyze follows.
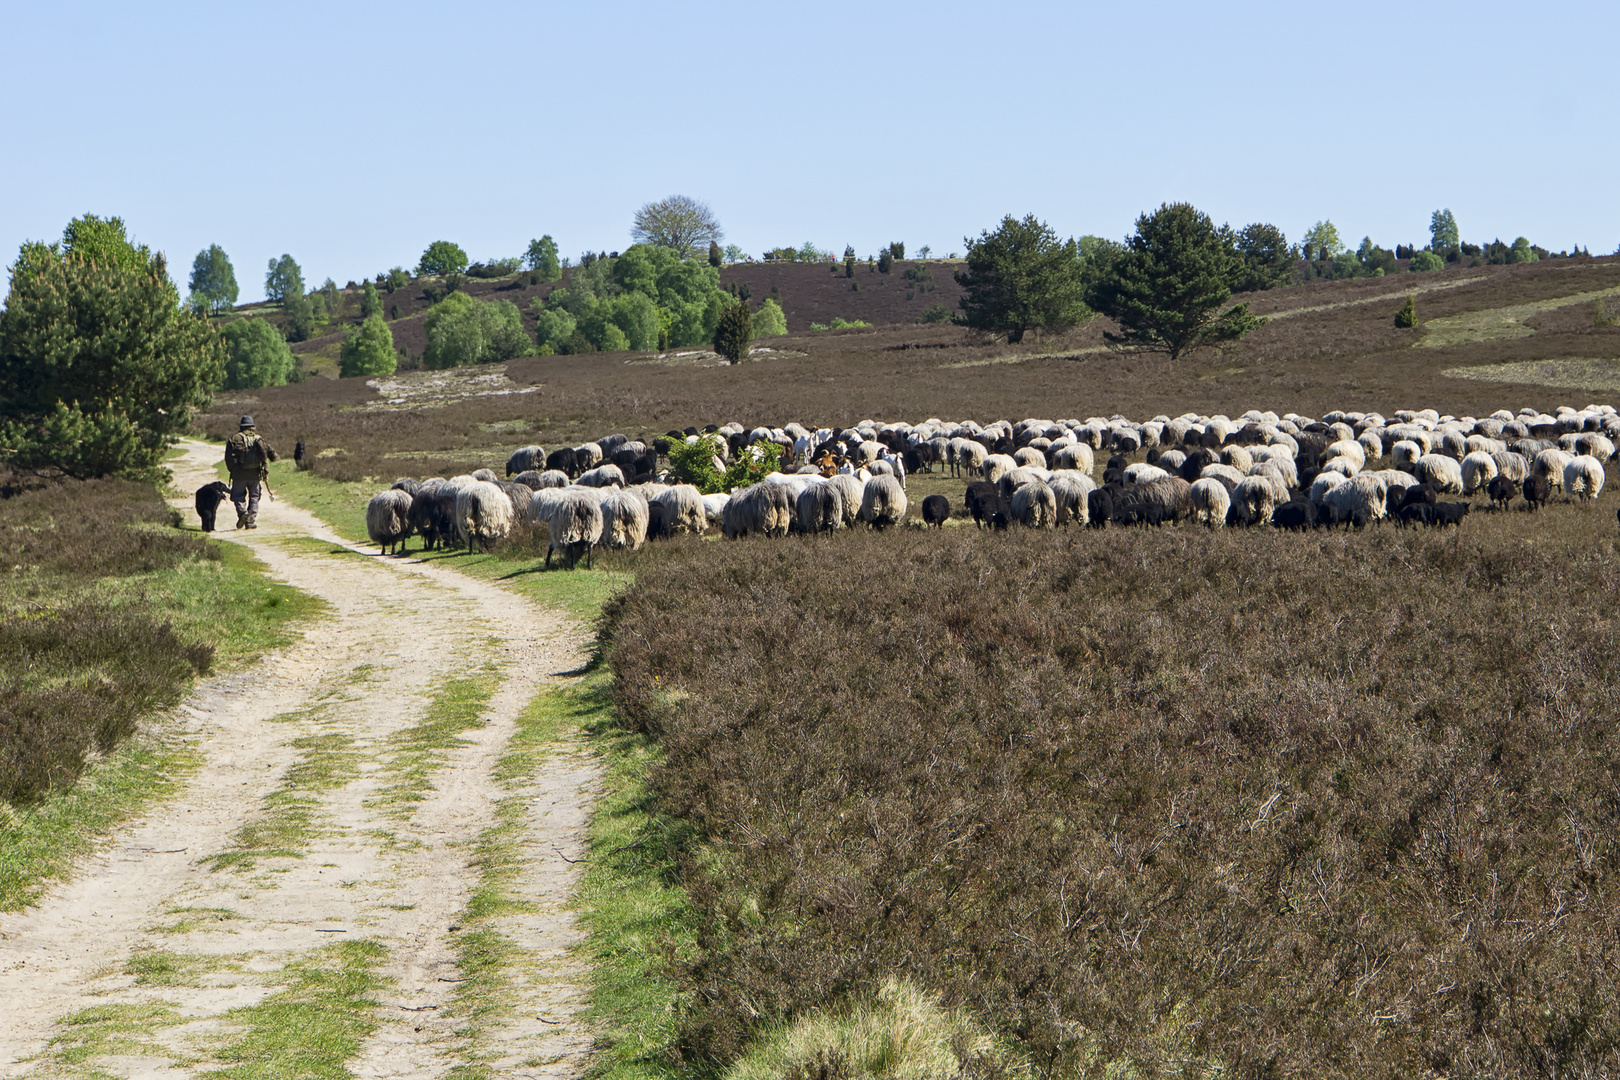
[263,461,372,544]
[204,939,388,1079]
[158,906,244,933]
[125,949,237,987]
[49,1001,182,1066]
[572,670,700,1080]
[204,727,361,873]
[371,663,499,819]
[441,679,591,1076]
[1444,356,1620,392]
[0,731,201,912]
[1419,284,1620,347]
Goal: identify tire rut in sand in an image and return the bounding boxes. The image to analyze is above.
[0,440,599,1079]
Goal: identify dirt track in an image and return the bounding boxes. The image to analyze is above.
[0,440,599,1078]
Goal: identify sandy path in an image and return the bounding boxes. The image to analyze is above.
[0,440,600,1078]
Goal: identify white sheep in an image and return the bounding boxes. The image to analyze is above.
[1414,454,1464,494]
[651,485,707,534]
[1534,449,1573,490]
[1460,451,1499,494]
[1011,481,1057,528]
[546,489,603,569]
[599,488,650,550]
[366,489,413,555]
[1189,478,1230,528]
[1564,455,1605,501]
[455,480,515,552]
[859,474,909,529]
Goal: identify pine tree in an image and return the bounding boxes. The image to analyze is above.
[361,280,383,318]
[708,240,722,267]
[1394,294,1418,328]
[713,298,753,363]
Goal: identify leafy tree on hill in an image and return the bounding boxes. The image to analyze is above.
[752,298,787,337]
[889,241,905,259]
[417,240,469,277]
[423,293,531,368]
[713,299,753,363]
[1088,202,1263,360]
[631,195,723,259]
[877,249,893,274]
[530,307,578,354]
[60,213,153,273]
[1232,223,1296,292]
[954,213,1089,343]
[222,317,296,389]
[525,235,561,281]
[1394,294,1418,328]
[318,278,340,321]
[608,244,728,346]
[282,289,317,342]
[1430,209,1460,256]
[383,266,410,293]
[1302,220,1343,261]
[188,244,239,313]
[264,254,303,304]
[1510,236,1540,263]
[723,244,745,263]
[708,240,723,267]
[0,238,223,481]
[1409,250,1445,272]
[340,315,397,377]
[360,280,383,318]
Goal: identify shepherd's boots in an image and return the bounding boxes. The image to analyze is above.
[235,508,248,529]
[244,513,258,529]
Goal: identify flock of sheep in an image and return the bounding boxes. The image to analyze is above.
[359,404,1620,566]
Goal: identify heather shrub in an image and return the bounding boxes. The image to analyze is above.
[604,521,1620,1078]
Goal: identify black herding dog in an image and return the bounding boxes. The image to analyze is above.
[195,481,231,532]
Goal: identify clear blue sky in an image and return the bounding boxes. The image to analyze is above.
[4,1,1616,301]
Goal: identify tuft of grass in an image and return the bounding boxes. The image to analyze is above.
[725,978,1026,1080]
[371,663,499,819]
[204,938,388,1079]
[204,727,361,873]
[158,905,244,933]
[1419,284,1620,347]
[572,670,700,1080]
[125,948,237,987]
[49,1002,181,1066]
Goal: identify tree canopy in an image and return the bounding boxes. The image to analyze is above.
[340,315,397,378]
[1087,202,1264,361]
[1232,223,1296,292]
[423,293,531,369]
[1430,209,1460,254]
[1302,220,1343,260]
[188,244,238,313]
[264,254,303,304]
[953,214,1089,343]
[713,299,752,363]
[535,244,727,353]
[631,195,723,259]
[0,242,223,480]
[417,240,469,277]
[60,213,153,273]
[221,317,295,389]
[526,235,561,280]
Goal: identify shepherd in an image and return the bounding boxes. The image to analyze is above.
[224,415,278,529]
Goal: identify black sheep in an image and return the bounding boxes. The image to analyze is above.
[1397,504,1433,528]
[921,494,951,527]
[647,501,673,541]
[983,494,1012,529]
[1523,475,1551,511]
[1487,474,1519,510]
[546,447,580,478]
[194,481,231,532]
[965,482,999,527]
[1086,487,1114,528]
[1271,499,1316,531]
[1431,502,1471,527]
[1401,484,1438,509]
[1179,448,1216,482]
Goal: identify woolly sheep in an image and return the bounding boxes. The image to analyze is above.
[456,480,515,552]
[1413,454,1464,494]
[981,454,1017,484]
[1121,476,1194,522]
[1200,463,1247,489]
[1325,439,1366,469]
[1125,463,1171,486]
[1491,451,1530,483]
[1220,445,1254,473]
[1013,446,1047,469]
[859,474,909,529]
[650,485,706,535]
[1048,474,1092,526]
[1232,474,1288,525]
[724,482,793,539]
[1011,480,1057,528]
[700,492,730,526]
[1189,478,1230,528]
[506,445,546,476]
[471,468,500,483]
[795,481,844,533]
[1323,473,1387,527]
[1460,451,1499,494]
[1321,457,1360,479]
[1391,440,1423,469]
[1533,449,1573,490]
[366,489,413,555]
[577,463,626,488]
[823,473,865,527]
[1310,472,1348,502]
[1052,444,1094,473]
[1564,455,1605,501]
[599,488,650,550]
[546,489,603,569]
